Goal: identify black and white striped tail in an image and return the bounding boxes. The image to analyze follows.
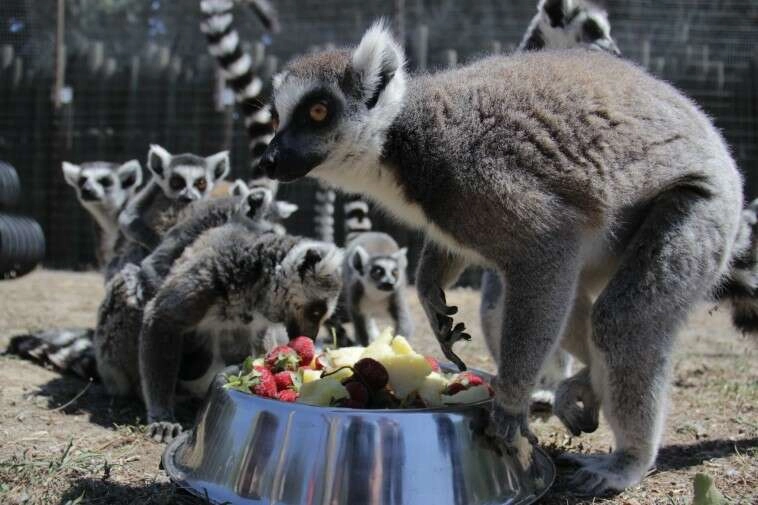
[314,183,336,243]
[200,0,278,189]
[4,328,98,381]
[344,197,373,245]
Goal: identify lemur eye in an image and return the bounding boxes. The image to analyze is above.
[169,174,186,190]
[370,266,384,280]
[194,177,207,192]
[98,177,112,188]
[309,102,328,122]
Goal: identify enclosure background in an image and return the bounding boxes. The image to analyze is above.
[1,0,756,280]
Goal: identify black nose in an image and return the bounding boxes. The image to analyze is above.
[378,282,395,292]
[80,188,98,201]
[178,195,193,204]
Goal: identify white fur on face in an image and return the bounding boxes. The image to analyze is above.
[273,76,318,131]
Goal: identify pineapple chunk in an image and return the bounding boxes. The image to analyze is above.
[417,372,450,407]
[440,384,492,405]
[375,327,395,346]
[301,368,322,384]
[325,366,353,382]
[326,346,364,368]
[297,377,349,406]
[382,353,433,399]
[360,341,395,362]
[390,335,414,355]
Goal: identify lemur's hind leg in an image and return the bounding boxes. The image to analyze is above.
[562,187,737,496]
[416,240,469,369]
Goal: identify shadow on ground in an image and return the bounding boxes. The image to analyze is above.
[58,479,212,505]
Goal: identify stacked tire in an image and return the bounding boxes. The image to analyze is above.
[0,162,45,279]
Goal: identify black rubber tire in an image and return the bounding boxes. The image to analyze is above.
[0,161,21,210]
[0,213,46,280]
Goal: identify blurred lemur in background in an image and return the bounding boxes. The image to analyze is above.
[61,159,143,270]
[480,0,621,413]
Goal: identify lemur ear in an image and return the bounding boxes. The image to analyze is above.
[117,160,142,190]
[543,0,574,28]
[299,248,323,278]
[392,247,408,265]
[350,246,369,275]
[351,20,405,109]
[206,151,230,181]
[274,201,298,219]
[229,179,250,197]
[147,144,172,179]
[62,162,81,187]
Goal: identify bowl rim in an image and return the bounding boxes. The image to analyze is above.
[220,363,496,414]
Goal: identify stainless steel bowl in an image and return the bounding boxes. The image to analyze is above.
[163,367,555,505]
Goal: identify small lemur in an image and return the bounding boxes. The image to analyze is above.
[519,0,620,55]
[258,23,758,494]
[118,144,230,251]
[139,231,343,441]
[481,0,622,413]
[327,232,413,346]
[94,178,294,401]
[62,159,143,267]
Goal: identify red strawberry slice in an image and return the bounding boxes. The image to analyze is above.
[288,336,315,367]
[425,356,441,373]
[277,389,299,402]
[274,371,296,391]
[265,345,301,372]
[250,366,277,398]
[457,371,484,387]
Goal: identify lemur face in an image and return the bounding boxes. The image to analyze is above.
[147,144,230,202]
[351,245,408,297]
[260,22,407,183]
[62,160,142,211]
[277,242,344,339]
[228,179,298,234]
[541,0,621,55]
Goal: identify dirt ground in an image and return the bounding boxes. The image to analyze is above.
[0,269,756,504]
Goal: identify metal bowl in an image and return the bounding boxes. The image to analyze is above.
[162,366,555,505]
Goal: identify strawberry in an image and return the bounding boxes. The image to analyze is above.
[443,382,467,395]
[442,371,486,395]
[344,380,369,407]
[288,336,315,366]
[277,389,299,402]
[353,358,389,391]
[250,366,277,398]
[313,353,329,370]
[265,345,300,372]
[274,371,297,391]
[425,356,441,373]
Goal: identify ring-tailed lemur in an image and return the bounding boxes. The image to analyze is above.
[118,144,230,251]
[200,0,279,191]
[519,0,620,55]
[257,22,758,495]
[94,178,293,401]
[62,160,143,268]
[139,231,343,441]
[326,231,413,346]
[481,0,621,414]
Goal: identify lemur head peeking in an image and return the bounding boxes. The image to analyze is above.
[228,178,298,231]
[258,21,406,183]
[62,159,142,212]
[147,144,230,202]
[521,0,620,55]
[273,241,344,339]
[350,241,408,299]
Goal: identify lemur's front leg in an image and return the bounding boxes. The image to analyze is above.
[139,271,214,442]
[416,240,469,369]
[491,234,581,467]
[389,288,414,338]
[119,183,162,250]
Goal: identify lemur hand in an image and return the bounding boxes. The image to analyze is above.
[553,368,600,436]
[421,286,470,370]
[487,392,538,473]
[147,421,183,443]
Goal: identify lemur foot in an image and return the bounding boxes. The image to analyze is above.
[487,400,538,473]
[554,369,600,436]
[425,287,470,370]
[147,421,183,443]
[557,452,645,496]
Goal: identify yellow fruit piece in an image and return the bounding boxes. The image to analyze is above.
[297,377,349,406]
[390,335,414,355]
[417,372,450,407]
[375,327,395,346]
[440,384,492,405]
[326,346,364,368]
[360,341,395,362]
[382,353,433,399]
[325,366,353,383]
[301,368,322,384]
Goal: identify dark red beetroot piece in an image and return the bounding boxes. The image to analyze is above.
[288,336,315,366]
[353,358,389,390]
[265,345,301,372]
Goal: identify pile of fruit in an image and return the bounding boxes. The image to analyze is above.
[224,329,493,408]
